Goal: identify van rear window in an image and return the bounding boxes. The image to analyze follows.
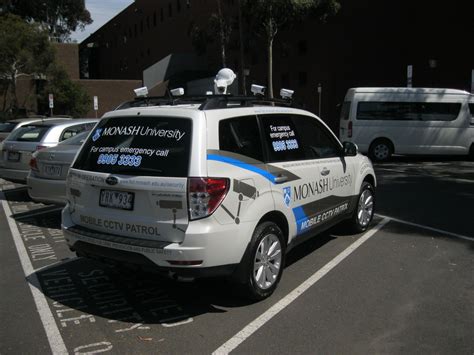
[357,102,461,121]
[340,101,351,120]
[72,116,192,177]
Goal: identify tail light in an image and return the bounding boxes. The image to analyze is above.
[29,157,39,172]
[348,121,353,138]
[188,177,229,220]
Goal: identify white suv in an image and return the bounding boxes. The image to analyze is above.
[62,95,376,300]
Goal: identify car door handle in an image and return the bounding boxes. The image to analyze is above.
[321,168,330,176]
[274,175,288,184]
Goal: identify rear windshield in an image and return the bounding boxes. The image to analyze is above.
[72,116,192,177]
[0,122,17,133]
[469,103,474,117]
[6,125,50,142]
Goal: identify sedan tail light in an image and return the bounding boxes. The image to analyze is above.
[188,177,229,220]
[29,157,39,172]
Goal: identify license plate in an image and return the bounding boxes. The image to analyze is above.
[7,151,20,162]
[99,189,134,210]
[43,164,62,177]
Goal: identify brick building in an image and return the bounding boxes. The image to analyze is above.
[81,0,474,130]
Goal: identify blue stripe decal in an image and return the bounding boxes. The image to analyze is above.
[207,154,277,183]
[292,206,309,235]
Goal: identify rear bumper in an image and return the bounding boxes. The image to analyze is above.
[0,168,29,184]
[27,174,66,205]
[62,208,254,277]
[70,240,237,278]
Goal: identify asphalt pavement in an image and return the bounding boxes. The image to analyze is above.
[0,157,473,354]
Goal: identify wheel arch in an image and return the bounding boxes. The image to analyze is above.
[257,211,289,246]
[369,137,395,153]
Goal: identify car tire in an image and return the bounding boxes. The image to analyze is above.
[238,221,286,301]
[369,139,393,162]
[346,182,375,233]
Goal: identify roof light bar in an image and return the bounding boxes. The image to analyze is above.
[280,88,294,100]
[251,84,266,96]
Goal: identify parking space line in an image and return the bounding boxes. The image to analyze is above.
[1,193,68,355]
[212,217,390,355]
[375,213,474,242]
[376,167,474,184]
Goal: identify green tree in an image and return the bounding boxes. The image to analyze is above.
[243,0,340,98]
[39,65,90,117]
[1,0,92,42]
[0,14,54,114]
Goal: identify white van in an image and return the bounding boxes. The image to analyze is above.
[339,87,474,161]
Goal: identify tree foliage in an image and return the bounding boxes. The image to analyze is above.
[243,0,340,98]
[39,65,90,117]
[1,0,92,42]
[0,14,54,112]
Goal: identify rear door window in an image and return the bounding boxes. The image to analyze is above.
[73,116,192,177]
[219,115,264,161]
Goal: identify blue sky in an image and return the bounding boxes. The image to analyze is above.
[71,0,134,43]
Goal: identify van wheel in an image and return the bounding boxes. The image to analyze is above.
[369,139,393,162]
[346,182,375,233]
[239,222,285,301]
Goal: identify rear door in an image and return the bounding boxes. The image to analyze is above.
[68,115,193,243]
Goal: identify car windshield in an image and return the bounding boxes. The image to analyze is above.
[0,122,17,133]
[59,130,90,145]
[6,125,51,142]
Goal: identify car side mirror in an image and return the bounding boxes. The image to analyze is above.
[342,141,358,156]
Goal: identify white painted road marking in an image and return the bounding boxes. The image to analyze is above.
[375,213,474,242]
[212,218,391,355]
[1,192,68,354]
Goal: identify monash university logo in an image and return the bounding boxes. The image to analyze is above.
[92,128,103,142]
[283,186,291,207]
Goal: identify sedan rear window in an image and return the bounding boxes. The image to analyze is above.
[73,116,192,177]
[6,125,50,142]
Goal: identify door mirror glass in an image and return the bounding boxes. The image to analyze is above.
[343,141,358,156]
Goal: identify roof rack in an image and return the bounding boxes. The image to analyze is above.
[115,95,295,111]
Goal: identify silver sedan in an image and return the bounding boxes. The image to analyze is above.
[27,131,90,205]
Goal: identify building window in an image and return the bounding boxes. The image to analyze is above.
[140,20,143,33]
[134,24,137,37]
[168,3,173,17]
[298,72,307,87]
[177,0,181,12]
[146,16,150,29]
[297,40,307,55]
[160,8,164,22]
[153,12,157,26]
[187,0,191,8]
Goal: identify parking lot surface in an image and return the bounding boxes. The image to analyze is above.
[1,157,473,354]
